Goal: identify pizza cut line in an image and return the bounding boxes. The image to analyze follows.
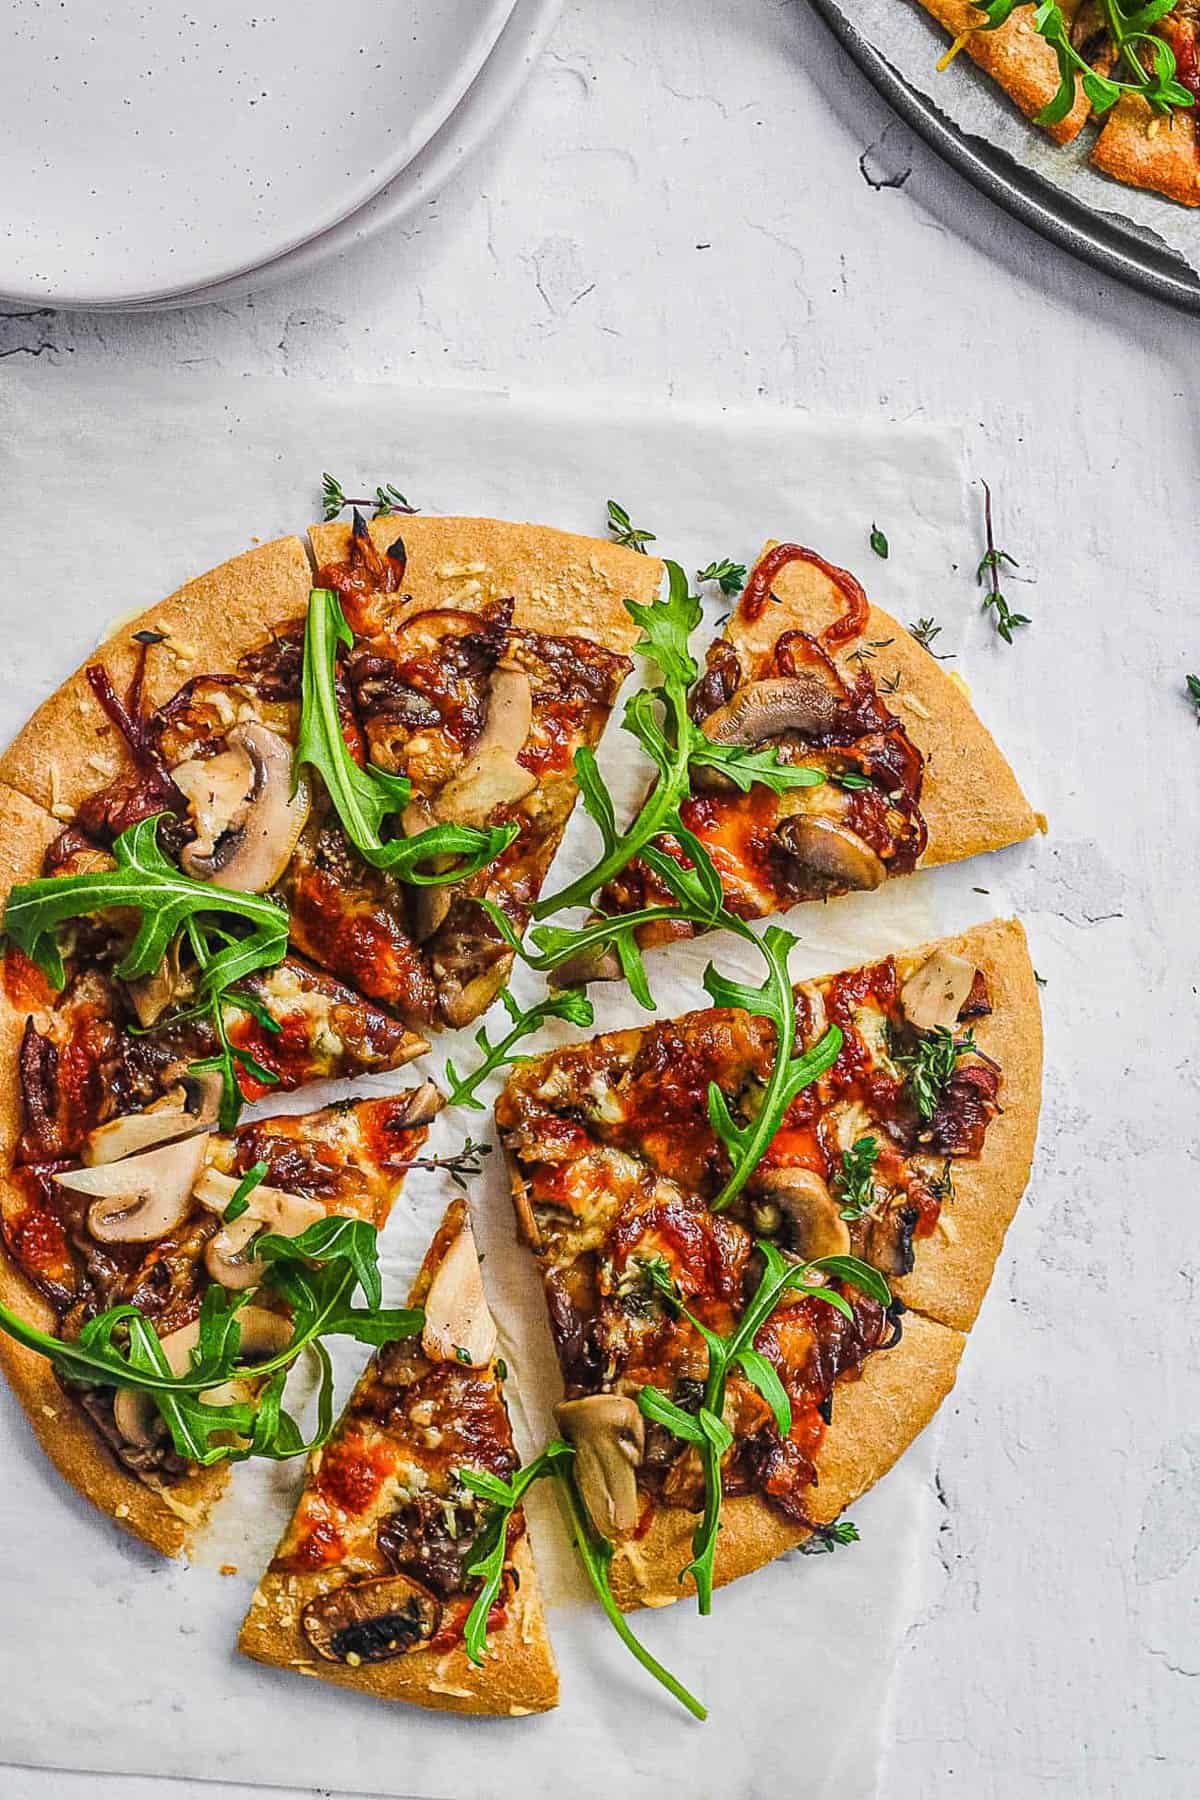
[579,540,1040,970]
[916,0,1200,207]
[496,918,1042,1607]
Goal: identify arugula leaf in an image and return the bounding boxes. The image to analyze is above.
[459,1440,575,1663]
[534,562,825,917]
[222,1160,268,1223]
[970,0,1194,124]
[296,589,519,883]
[444,986,594,1110]
[637,1240,890,1611]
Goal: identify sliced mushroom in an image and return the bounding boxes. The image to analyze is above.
[113,1303,291,1447]
[402,796,455,943]
[899,949,978,1034]
[774,814,886,892]
[194,1172,326,1290]
[547,942,623,989]
[82,1074,221,1167]
[389,1080,445,1128]
[753,1166,851,1261]
[301,1575,443,1665]
[432,667,536,826]
[421,1221,497,1368]
[126,935,192,1028]
[699,674,840,749]
[554,1394,645,1540]
[175,721,310,892]
[56,1134,209,1244]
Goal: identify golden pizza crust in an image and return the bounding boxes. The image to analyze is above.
[0,535,313,819]
[610,1309,964,1609]
[1091,94,1200,206]
[239,1535,559,1717]
[890,917,1043,1331]
[729,546,1041,872]
[307,515,662,655]
[239,1199,559,1714]
[914,0,1092,144]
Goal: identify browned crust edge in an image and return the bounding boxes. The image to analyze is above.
[307,516,663,656]
[0,536,314,821]
[913,0,1092,145]
[727,545,1041,873]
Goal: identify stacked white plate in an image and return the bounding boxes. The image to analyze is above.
[0,0,562,310]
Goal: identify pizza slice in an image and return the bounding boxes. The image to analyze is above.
[0,524,656,1042]
[1092,15,1200,208]
[0,1080,441,1556]
[496,918,1041,1607]
[582,543,1039,965]
[239,1197,559,1717]
[916,0,1094,143]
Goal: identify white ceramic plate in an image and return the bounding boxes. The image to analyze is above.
[0,0,516,307]
[114,0,564,313]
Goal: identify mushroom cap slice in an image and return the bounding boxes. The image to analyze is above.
[900,949,978,1034]
[112,1303,291,1447]
[56,1133,210,1244]
[432,667,536,827]
[774,813,887,892]
[554,1394,645,1541]
[753,1166,851,1262]
[177,721,310,893]
[421,1221,497,1369]
[389,1080,445,1128]
[699,674,840,748]
[301,1575,443,1664]
[194,1172,326,1290]
[82,1074,221,1167]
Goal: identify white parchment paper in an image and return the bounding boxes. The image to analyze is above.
[855,0,1200,274]
[0,373,1013,1800]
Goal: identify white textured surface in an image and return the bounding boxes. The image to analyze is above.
[0,2,1196,1798]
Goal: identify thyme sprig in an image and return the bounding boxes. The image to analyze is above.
[896,1025,978,1121]
[696,558,748,596]
[977,481,1030,644]
[606,499,656,554]
[970,1,1194,125]
[908,616,953,659]
[321,473,417,521]
[395,1137,493,1192]
[636,1242,890,1612]
[444,987,594,1110]
[833,1136,882,1221]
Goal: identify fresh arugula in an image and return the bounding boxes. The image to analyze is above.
[977,481,1030,645]
[696,558,748,596]
[896,1025,978,1121]
[458,1440,707,1719]
[833,1136,881,1222]
[0,1215,421,1466]
[869,523,889,560]
[222,1160,269,1224]
[606,499,656,554]
[444,987,594,1110]
[321,473,417,521]
[297,588,519,882]
[635,1242,890,1612]
[485,845,841,1215]
[969,1,1194,126]
[533,562,825,919]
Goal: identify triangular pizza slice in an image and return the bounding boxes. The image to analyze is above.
[496,918,1041,1607]
[915,0,1093,145]
[0,1072,441,1557]
[239,1197,559,1716]
[591,542,1040,960]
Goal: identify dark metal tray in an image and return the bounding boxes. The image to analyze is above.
[808,0,1200,314]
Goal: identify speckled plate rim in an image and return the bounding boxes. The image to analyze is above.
[75,0,563,314]
[808,0,1200,315]
[0,0,518,311]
